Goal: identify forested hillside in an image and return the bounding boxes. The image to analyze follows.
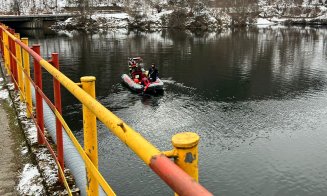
[1,0,327,30]
[1,0,326,15]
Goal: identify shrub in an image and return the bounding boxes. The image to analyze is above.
[168,8,188,28]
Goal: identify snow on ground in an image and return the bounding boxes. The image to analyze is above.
[0,77,9,100]
[0,64,73,195]
[91,13,130,28]
[0,88,8,100]
[147,10,172,21]
[35,147,59,187]
[57,0,67,8]
[256,18,276,25]
[25,124,38,145]
[16,102,38,145]
[92,13,129,20]
[271,17,288,23]
[17,163,46,195]
[15,91,72,195]
[145,10,173,28]
[21,146,29,155]
[7,83,14,90]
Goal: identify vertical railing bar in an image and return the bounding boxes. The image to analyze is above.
[32,44,45,145]
[52,53,65,181]
[14,33,24,102]
[0,26,3,58]
[3,26,10,75]
[8,29,15,86]
[10,29,18,89]
[81,76,99,196]
[21,38,33,118]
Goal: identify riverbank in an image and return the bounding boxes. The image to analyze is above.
[50,2,327,33]
[1,0,326,32]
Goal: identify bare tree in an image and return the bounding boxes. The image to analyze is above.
[12,0,22,15]
[76,0,92,20]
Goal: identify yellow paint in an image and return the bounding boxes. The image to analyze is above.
[81,76,98,196]
[14,33,24,102]
[53,108,116,195]
[21,38,32,118]
[162,149,177,158]
[2,29,10,75]
[39,58,161,164]
[1,27,116,195]
[57,160,73,196]
[172,132,199,182]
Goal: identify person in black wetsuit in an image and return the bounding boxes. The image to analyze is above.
[148,63,159,82]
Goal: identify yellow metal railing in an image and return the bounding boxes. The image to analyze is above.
[0,24,212,196]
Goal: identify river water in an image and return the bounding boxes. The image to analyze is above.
[22,26,327,196]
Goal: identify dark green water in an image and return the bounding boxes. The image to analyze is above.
[22,26,327,196]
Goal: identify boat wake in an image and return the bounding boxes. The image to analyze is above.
[160,78,196,91]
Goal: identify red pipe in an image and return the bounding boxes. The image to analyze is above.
[52,53,64,177]
[150,154,213,196]
[32,44,45,145]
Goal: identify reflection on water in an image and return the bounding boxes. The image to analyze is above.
[23,26,327,195]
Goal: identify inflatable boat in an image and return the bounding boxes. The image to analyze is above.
[122,57,164,93]
[121,74,164,93]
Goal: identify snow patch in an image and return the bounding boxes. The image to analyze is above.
[26,126,38,145]
[256,18,276,26]
[0,77,7,100]
[91,13,129,20]
[35,148,59,186]
[0,89,9,100]
[7,83,14,90]
[256,18,275,25]
[17,164,45,195]
[21,146,29,155]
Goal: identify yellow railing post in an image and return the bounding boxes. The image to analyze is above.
[21,38,32,118]
[171,132,200,195]
[81,76,98,196]
[0,25,5,70]
[14,33,24,102]
[171,132,199,181]
[163,132,200,195]
[3,27,10,75]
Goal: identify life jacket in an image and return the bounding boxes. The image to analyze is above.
[132,69,143,79]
